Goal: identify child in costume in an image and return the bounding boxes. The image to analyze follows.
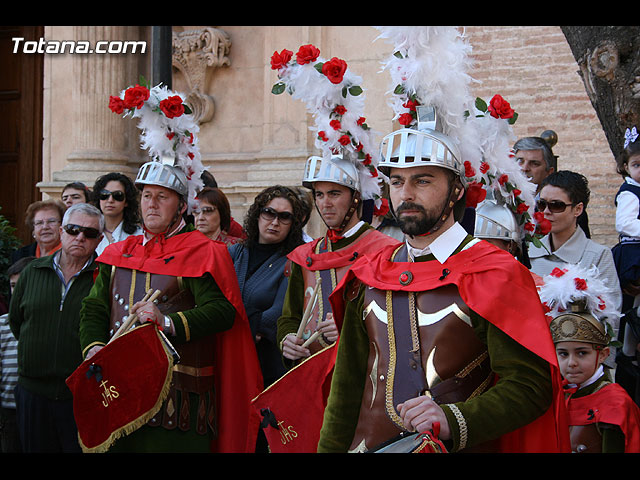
[540,263,640,453]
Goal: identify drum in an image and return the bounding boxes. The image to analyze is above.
[66,323,178,453]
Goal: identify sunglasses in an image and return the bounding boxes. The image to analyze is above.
[260,207,293,224]
[99,189,126,202]
[193,206,217,215]
[63,224,101,239]
[536,199,577,213]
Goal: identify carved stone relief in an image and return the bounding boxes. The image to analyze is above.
[172,27,231,124]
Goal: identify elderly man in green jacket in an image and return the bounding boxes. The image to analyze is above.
[9,203,104,453]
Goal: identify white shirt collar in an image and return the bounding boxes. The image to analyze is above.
[405,222,469,264]
[341,220,364,239]
[626,176,640,187]
[567,365,604,390]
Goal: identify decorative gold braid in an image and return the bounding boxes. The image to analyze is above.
[145,271,151,296]
[408,292,420,353]
[385,290,404,429]
[313,239,338,347]
[448,403,468,451]
[455,351,488,377]
[129,270,137,311]
[177,312,190,341]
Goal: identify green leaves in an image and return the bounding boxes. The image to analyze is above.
[271,82,286,95]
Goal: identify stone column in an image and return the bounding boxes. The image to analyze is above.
[39,26,149,197]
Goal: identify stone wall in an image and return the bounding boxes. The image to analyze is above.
[39,26,621,245]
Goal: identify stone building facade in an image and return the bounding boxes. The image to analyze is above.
[36,25,619,245]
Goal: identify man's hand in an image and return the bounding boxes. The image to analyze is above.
[131,300,173,333]
[316,312,339,343]
[281,333,311,361]
[397,395,451,440]
[85,345,104,360]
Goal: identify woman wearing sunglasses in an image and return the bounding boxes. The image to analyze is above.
[90,173,143,256]
[228,187,305,384]
[529,170,622,317]
[193,187,242,246]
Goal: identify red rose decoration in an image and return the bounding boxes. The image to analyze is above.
[322,57,347,84]
[480,161,490,173]
[550,267,567,277]
[357,117,366,126]
[109,95,124,114]
[574,278,588,291]
[338,134,351,146]
[159,95,185,119]
[330,119,342,131]
[333,105,347,116]
[487,94,514,120]
[398,113,414,126]
[403,99,420,111]
[516,202,529,214]
[296,44,320,65]
[374,198,390,217]
[466,181,487,208]
[122,84,150,110]
[318,131,328,142]
[464,161,476,178]
[498,174,509,186]
[270,49,293,70]
[524,222,535,232]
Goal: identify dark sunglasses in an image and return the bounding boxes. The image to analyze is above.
[63,224,101,239]
[536,199,577,213]
[260,207,293,224]
[99,189,126,202]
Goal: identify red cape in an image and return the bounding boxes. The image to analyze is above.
[329,240,571,453]
[568,382,640,452]
[287,229,400,271]
[97,230,263,453]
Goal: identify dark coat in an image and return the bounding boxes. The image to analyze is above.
[228,243,290,387]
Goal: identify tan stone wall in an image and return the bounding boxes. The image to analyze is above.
[464,26,619,246]
[40,26,620,245]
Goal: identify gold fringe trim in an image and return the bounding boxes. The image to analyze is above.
[77,326,176,453]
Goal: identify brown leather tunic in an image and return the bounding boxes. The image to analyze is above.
[109,267,216,435]
[348,246,496,453]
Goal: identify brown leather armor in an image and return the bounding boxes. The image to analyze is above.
[349,246,496,453]
[297,238,360,355]
[109,267,216,436]
[570,425,602,453]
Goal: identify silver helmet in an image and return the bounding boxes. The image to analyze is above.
[302,154,360,193]
[378,106,464,182]
[135,157,189,198]
[474,193,521,243]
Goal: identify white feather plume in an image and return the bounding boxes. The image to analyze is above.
[272,45,382,202]
[538,263,621,325]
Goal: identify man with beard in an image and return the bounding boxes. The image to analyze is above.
[277,155,399,364]
[317,107,569,453]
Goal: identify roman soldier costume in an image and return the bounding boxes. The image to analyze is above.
[76,82,262,453]
[318,26,569,453]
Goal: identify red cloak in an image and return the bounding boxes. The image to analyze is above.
[567,382,640,452]
[329,239,571,453]
[287,228,400,271]
[96,230,263,453]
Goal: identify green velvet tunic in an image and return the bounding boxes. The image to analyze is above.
[78,229,237,453]
[317,239,553,453]
[276,223,374,353]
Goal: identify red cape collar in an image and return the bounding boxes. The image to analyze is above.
[330,240,557,366]
[287,228,400,272]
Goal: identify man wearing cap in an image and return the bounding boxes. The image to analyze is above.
[317,108,569,453]
[10,203,104,452]
[79,162,261,453]
[277,155,399,364]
